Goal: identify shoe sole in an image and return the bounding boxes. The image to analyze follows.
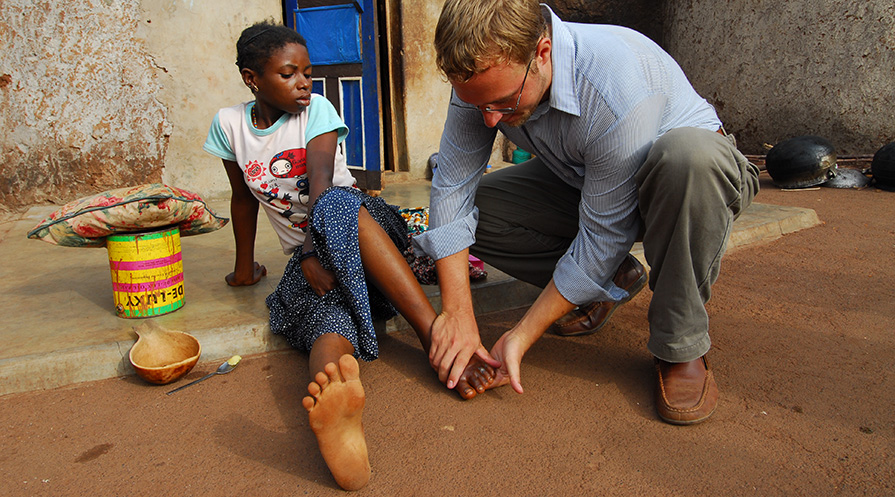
[657,408,717,426]
[554,270,648,337]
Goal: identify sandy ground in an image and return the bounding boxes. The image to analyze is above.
[1,175,893,496]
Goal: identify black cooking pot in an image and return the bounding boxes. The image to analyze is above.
[871,142,895,189]
[765,136,838,188]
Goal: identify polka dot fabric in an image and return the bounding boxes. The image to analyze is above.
[266,187,408,361]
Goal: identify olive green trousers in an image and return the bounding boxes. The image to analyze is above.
[471,127,760,363]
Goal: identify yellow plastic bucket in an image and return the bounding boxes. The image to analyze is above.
[107,226,185,318]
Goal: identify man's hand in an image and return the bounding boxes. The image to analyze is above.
[301,257,337,296]
[488,330,530,394]
[226,261,267,286]
[488,279,578,394]
[429,310,500,390]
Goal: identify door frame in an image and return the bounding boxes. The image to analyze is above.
[283,0,384,190]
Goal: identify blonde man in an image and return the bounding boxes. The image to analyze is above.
[414,0,759,425]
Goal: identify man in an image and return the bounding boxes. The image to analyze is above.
[414,0,759,425]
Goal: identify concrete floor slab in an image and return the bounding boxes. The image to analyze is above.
[0,181,820,396]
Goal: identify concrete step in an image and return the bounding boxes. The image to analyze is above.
[0,180,819,396]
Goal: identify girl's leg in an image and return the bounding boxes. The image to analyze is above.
[303,334,370,491]
[309,332,354,378]
[357,207,495,398]
[357,207,436,346]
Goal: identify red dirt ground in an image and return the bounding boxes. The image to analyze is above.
[1,175,893,496]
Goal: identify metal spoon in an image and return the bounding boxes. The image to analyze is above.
[166,355,241,395]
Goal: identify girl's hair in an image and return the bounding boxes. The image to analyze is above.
[236,20,308,74]
[434,0,547,82]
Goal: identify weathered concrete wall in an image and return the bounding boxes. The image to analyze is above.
[4,0,891,215]
[0,0,280,218]
[0,0,169,215]
[663,1,895,155]
[549,0,663,43]
[397,1,455,179]
[398,0,667,180]
[399,0,894,177]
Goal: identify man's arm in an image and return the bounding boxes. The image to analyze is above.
[551,95,666,306]
[414,92,500,390]
[429,250,499,389]
[489,97,668,392]
[489,279,575,393]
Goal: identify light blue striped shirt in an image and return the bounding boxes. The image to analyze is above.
[415,6,721,305]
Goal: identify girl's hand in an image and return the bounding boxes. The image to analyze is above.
[226,261,267,286]
[301,257,337,296]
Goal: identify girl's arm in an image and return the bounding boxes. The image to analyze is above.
[222,159,267,286]
[298,130,339,296]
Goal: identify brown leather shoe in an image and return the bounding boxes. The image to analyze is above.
[654,356,719,425]
[551,254,647,337]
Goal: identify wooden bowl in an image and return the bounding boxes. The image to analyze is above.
[128,321,201,385]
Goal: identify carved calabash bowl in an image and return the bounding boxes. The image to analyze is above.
[128,321,201,385]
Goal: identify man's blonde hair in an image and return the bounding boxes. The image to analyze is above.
[434,0,547,82]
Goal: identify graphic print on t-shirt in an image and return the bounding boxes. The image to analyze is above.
[244,160,266,183]
[269,148,309,205]
[242,147,312,232]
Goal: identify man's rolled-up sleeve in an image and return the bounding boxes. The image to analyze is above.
[414,92,497,260]
[411,208,479,260]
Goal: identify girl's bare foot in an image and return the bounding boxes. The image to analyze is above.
[302,354,371,491]
[455,356,497,400]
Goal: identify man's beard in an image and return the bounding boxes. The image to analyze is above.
[504,107,535,127]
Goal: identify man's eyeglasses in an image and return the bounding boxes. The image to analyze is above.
[481,56,534,115]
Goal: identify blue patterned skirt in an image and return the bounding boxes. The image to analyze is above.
[266,187,409,361]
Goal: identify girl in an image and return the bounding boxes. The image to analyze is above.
[203,21,498,491]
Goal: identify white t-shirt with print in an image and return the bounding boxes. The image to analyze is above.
[204,94,356,253]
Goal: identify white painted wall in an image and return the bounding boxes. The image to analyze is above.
[140,0,284,198]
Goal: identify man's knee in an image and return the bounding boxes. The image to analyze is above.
[638,127,732,191]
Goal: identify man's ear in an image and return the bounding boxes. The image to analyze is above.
[535,36,552,66]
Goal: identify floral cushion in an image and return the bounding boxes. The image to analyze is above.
[27,184,229,248]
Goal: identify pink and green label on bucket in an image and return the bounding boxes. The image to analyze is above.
[107,227,185,318]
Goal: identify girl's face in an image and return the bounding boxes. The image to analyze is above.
[251,42,313,115]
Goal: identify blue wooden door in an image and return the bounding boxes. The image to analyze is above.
[284,0,381,189]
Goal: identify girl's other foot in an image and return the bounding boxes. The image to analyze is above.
[302,354,371,491]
